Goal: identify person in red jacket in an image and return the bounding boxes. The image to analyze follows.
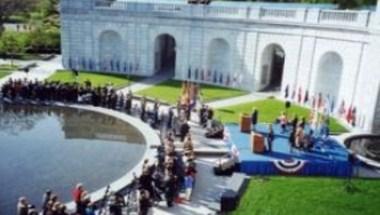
[72,183,84,214]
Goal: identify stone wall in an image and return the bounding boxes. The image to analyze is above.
[60,0,380,133]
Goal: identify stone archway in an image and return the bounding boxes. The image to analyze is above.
[99,31,122,72]
[260,44,285,91]
[154,34,176,75]
[207,38,231,75]
[314,52,343,103]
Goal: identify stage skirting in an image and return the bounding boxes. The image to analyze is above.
[225,123,352,177]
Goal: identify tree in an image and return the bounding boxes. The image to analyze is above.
[0,0,36,34]
[0,33,24,65]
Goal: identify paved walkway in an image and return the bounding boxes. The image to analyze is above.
[119,71,173,93]
[0,56,63,86]
[206,92,269,109]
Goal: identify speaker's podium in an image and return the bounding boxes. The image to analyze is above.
[251,132,265,154]
[240,114,251,133]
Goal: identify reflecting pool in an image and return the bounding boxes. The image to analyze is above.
[0,104,146,214]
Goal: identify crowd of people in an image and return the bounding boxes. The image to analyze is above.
[2,77,200,215]
[0,78,178,129]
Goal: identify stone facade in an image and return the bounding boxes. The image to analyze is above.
[60,0,380,133]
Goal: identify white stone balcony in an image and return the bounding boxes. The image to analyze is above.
[82,0,373,29]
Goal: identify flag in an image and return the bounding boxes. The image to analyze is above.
[330,97,335,114]
[339,100,346,117]
[351,107,357,126]
[346,105,352,123]
[291,88,296,101]
[188,66,192,80]
[312,96,316,109]
[284,84,289,99]
[226,74,230,86]
[195,69,199,80]
[297,87,302,103]
[317,93,323,109]
[219,73,223,84]
[304,90,309,104]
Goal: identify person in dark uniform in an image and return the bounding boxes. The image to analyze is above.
[125,93,132,114]
[251,108,258,131]
[139,189,151,215]
[267,124,274,152]
[180,120,190,142]
[167,107,174,129]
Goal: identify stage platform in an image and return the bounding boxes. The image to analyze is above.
[226,123,352,177]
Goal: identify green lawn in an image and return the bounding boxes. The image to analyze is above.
[0,64,18,79]
[47,70,138,88]
[136,80,247,104]
[215,98,348,133]
[233,177,380,215]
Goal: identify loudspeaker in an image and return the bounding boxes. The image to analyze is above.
[221,189,238,212]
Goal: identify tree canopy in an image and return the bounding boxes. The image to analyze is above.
[0,0,36,33]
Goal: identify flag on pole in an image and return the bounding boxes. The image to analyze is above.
[284,84,289,99]
[346,105,352,123]
[317,93,323,110]
[291,87,296,101]
[351,107,357,126]
[304,90,309,104]
[297,87,302,103]
[339,100,346,117]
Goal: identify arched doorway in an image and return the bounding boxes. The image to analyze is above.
[99,31,122,71]
[314,52,343,103]
[260,44,285,91]
[207,38,231,75]
[154,34,176,75]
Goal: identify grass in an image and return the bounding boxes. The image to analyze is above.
[0,64,18,79]
[136,80,247,104]
[233,177,380,215]
[215,98,348,133]
[47,70,138,88]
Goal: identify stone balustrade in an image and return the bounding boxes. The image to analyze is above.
[63,0,373,29]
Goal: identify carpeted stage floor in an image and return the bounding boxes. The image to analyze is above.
[225,123,352,177]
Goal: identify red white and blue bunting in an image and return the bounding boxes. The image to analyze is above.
[273,159,307,174]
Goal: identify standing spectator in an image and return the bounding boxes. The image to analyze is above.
[251,108,258,131]
[167,107,174,129]
[27,205,38,215]
[279,112,288,133]
[17,197,29,215]
[184,174,194,201]
[267,124,274,152]
[72,183,84,214]
[139,189,151,215]
[180,120,190,142]
[42,189,52,215]
[206,106,214,129]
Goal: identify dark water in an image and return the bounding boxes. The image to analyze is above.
[0,104,146,214]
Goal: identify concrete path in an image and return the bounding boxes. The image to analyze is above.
[206,92,268,109]
[119,71,173,93]
[0,55,63,86]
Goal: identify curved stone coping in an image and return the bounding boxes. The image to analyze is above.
[341,133,380,169]
[54,104,159,211]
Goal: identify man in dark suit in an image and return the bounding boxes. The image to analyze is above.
[251,108,258,131]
